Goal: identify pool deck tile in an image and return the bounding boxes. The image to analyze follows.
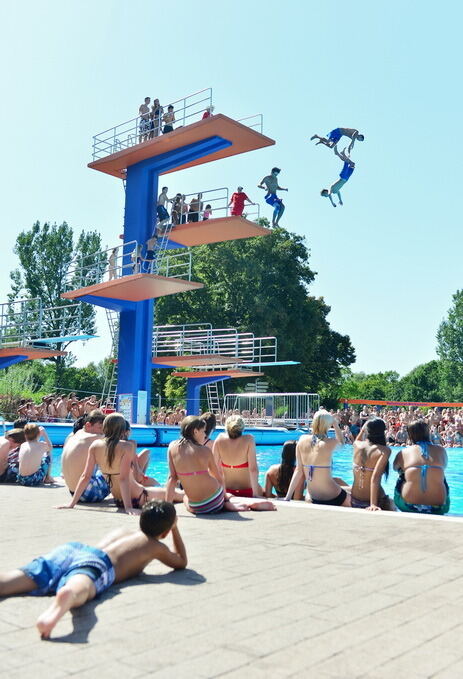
[2,480,463,678]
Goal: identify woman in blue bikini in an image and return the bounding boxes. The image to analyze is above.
[393,420,449,515]
[284,410,351,507]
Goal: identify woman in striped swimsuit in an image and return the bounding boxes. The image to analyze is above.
[166,416,275,514]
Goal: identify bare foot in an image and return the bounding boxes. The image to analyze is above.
[44,476,55,485]
[36,588,73,639]
[249,500,277,511]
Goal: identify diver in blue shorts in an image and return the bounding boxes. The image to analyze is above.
[321,146,355,207]
[257,167,288,226]
[0,500,187,639]
[311,127,364,154]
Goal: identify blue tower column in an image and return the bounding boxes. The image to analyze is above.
[117,163,158,423]
[186,376,229,415]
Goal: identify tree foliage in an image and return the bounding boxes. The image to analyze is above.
[8,221,103,371]
[155,223,355,395]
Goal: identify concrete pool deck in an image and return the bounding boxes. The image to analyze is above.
[1,481,463,678]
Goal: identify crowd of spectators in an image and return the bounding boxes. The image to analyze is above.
[16,394,101,422]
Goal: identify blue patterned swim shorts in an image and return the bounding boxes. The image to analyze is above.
[17,455,50,487]
[20,541,115,596]
[74,469,110,503]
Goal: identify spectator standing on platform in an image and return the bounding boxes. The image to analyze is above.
[202,204,212,220]
[157,187,172,231]
[108,248,118,281]
[188,194,203,223]
[181,195,189,224]
[150,99,163,138]
[202,106,214,120]
[162,105,175,134]
[145,235,157,273]
[228,186,255,217]
[138,97,151,143]
[131,244,143,274]
[171,194,183,226]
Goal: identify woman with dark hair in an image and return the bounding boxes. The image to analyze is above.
[393,420,449,515]
[351,418,393,511]
[59,414,182,515]
[200,412,216,451]
[265,441,304,499]
[167,416,275,514]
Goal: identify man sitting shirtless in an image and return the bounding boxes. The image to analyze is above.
[0,500,187,639]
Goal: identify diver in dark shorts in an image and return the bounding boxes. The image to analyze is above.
[311,127,364,154]
[257,167,288,226]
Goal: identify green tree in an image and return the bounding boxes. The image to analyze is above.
[398,361,445,402]
[436,290,463,400]
[8,221,103,378]
[155,223,355,396]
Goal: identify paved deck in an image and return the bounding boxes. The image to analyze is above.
[2,481,463,679]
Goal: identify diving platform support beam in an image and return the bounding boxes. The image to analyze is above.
[186,375,230,416]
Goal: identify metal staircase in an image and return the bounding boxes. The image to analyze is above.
[101,309,119,410]
[205,380,225,415]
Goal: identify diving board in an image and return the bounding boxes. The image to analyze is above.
[0,346,66,369]
[33,335,98,344]
[167,216,271,248]
[172,369,263,378]
[88,115,275,179]
[62,274,204,306]
[153,355,244,368]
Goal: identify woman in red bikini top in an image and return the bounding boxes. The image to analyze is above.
[213,415,264,498]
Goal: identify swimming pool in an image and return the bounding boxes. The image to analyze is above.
[50,444,463,516]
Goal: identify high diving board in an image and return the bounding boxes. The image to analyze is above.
[172,369,263,379]
[0,346,66,369]
[240,361,300,367]
[153,355,244,369]
[88,115,275,179]
[168,217,271,248]
[33,335,98,344]
[62,274,204,309]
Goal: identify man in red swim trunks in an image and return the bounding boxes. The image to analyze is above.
[228,186,255,217]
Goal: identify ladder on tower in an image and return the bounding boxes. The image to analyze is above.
[101,310,119,410]
[205,380,225,416]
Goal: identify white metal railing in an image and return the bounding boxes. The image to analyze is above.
[152,324,277,363]
[64,239,193,291]
[236,114,263,134]
[163,186,260,226]
[92,89,213,160]
[223,393,320,427]
[0,298,85,347]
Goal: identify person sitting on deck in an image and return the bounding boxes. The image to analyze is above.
[213,415,268,500]
[310,127,364,153]
[285,410,351,507]
[0,500,187,639]
[17,424,54,487]
[61,410,110,503]
[393,420,450,515]
[166,416,275,514]
[258,168,287,227]
[162,105,175,134]
[0,429,25,484]
[228,186,255,217]
[138,97,151,143]
[265,441,305,499]
[321,146,355,207]
[351,418,394,511]
[59,413,184,515]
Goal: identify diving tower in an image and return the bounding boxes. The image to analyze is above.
[66,88,275,423]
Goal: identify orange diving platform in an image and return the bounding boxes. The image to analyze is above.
[0,346,66,369]
[62,273,204,309]
[172,369,263,379]
[152,355,245,368]
[168,216,271,248]
[89,115,275,179]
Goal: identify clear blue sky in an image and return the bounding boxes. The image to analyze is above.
[0,0,460,377]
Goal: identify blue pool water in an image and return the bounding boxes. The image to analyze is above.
[50,444,463,516]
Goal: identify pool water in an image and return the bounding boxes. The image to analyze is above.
[50,444,463,517]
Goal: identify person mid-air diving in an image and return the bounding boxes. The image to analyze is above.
[320,146,355,208]
[258,167,288,227]
[311,127,364,154]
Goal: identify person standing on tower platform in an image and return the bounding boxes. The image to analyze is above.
[138,97,151,143]
[258,168,288,227]
[162,105,175,134]
[228,187,255,217]
[157,187,173,231]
